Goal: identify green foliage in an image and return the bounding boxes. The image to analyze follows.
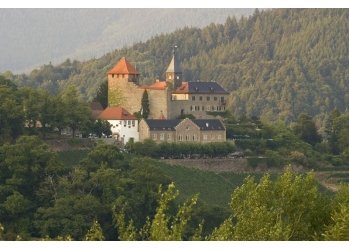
[0,136,61,239]
[209,168,331,240]
[84,220,105,241]
[127,140,236,159]
[292,113,321,146]
[9,9,349,125]
[114,183,199,240]
[323,184,349,240]
[59,85,90,137]
[141,90,150,119]
[94,81,108,109]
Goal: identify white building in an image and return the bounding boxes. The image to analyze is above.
[98,106,139,144]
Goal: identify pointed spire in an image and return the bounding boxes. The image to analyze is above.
[166,45,181,73]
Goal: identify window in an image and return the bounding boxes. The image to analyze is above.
[221,96,225,102]
[168,75,172,80]
[207,96,210,101]
[152,134,157,140]
[160,133,165,141]
[112,74,114,78]
[178,135,183,141]
[190,106,193,111]
[203,134,208,140]
[199,96,202,101]
[167,134,172,140]
[218,134,222,140]
[202,106,205,111]
[185,135,189,141]
[192,96,195,101]
[214,96,217,101]
[132,120,135,127]
[206,106,210,111]
[128,120,131,125]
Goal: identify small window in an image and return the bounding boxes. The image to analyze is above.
[160,133,164,141]
[152,134,157,140]
[206,106,210,111]
[112,74,114,78]
[192,96,195,101]
[185,135,189,141]
[207,96,210,101]
[132,120,135,127]
[218,134,222,140]
[221,96,225,102]
[203,134,208,140]
[214,96,217,101]
[167,134,172,140]
[199,96,202,101]
[202,106,205,111]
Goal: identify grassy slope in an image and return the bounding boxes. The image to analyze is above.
[155,163,264,208]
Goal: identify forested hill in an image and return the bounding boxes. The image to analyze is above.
[4,9,349,123]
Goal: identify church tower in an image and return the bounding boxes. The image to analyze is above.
[166,46,182,89]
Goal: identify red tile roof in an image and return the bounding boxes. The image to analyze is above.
[139,81,167,90]
[98,107,136,120]
[108,57,139,75]
[172,82,188,93]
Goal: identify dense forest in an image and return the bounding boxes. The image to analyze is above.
[2,73,349,240]
[3,9,349,125]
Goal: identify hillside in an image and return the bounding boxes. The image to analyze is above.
[4,9,349,124]
[0,9,252,73]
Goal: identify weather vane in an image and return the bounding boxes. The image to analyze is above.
[171,45,179,55]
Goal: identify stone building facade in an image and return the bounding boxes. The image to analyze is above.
[139,118,226,143]
[107,49,229,119]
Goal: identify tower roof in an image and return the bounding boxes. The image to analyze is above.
[166,53,181,73]
[108,57,139,75]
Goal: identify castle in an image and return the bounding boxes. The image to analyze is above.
[107,49,229,119]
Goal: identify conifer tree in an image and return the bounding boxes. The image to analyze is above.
[141,90,150,119]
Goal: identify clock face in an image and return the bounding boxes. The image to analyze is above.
[176,76,180,79]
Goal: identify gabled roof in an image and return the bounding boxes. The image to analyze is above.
[98,107,136,120]
[173,81,228,94]
[143,119,225,131]
[108,57,139,75]
[192,119,225,131]
[144,119,181,131]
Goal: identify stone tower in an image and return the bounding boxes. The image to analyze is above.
[166,46,182,90]
[107,57,143,112]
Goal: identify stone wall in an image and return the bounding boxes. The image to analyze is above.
[108,74,169,119]
[147,88,169,119]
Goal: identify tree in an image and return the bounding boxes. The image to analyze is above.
[0,136,61,239]
[114,183,199,240]
[141,90,150,119]
[0,85,24,142]
[59,86,90,137]
[84,220,105,241]
[209,168,331,240]
[292,113,321,146]
[94,81,108,109]
[323,184,349,240]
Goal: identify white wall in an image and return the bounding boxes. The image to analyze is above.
[108,119,139,143]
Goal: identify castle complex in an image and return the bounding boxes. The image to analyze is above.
[107,49,229,119]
